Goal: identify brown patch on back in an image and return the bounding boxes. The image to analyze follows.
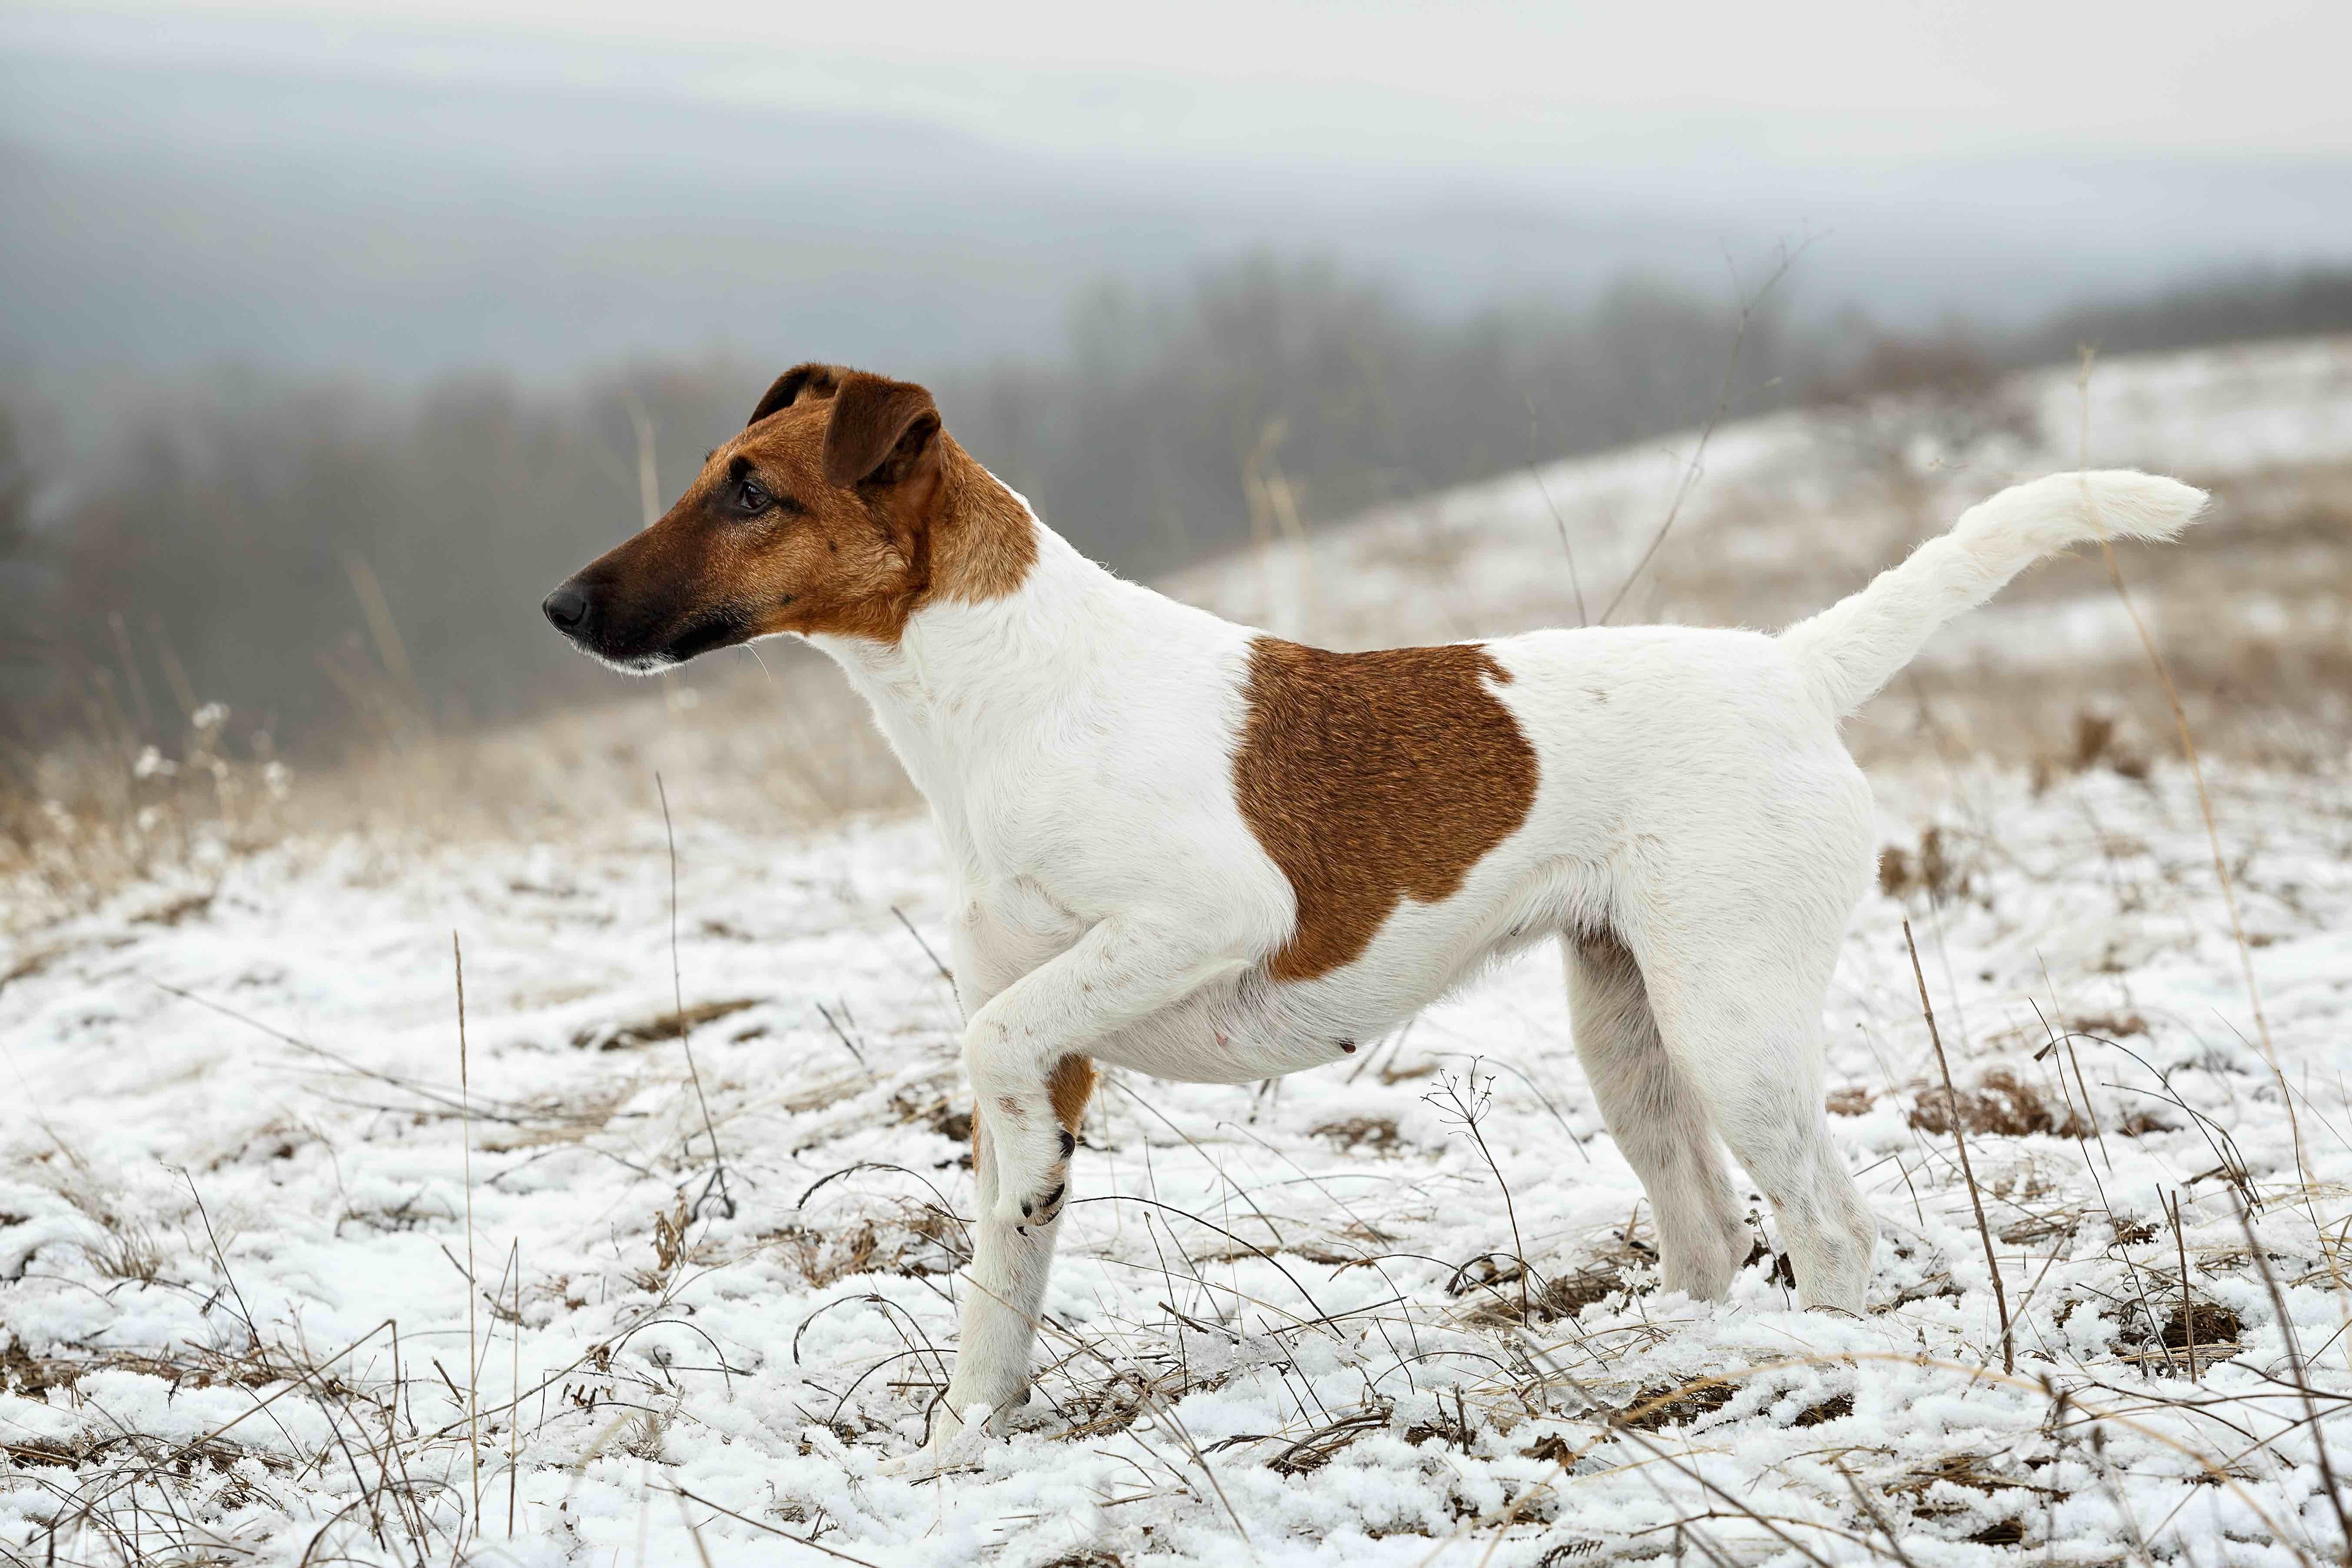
[1235,639,1537,982]
[1048,1054,1097,1132]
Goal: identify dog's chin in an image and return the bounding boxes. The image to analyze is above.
[553,634,674,675]
[604,650,679,677]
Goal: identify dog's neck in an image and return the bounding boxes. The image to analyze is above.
[808,499,1141,810]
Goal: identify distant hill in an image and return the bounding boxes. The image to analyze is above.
[7,29,2352,423]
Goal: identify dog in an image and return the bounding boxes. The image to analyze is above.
[544,363,2205,1463]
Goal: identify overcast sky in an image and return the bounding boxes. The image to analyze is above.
[6,0,2348,407]
[14,0,2352,179]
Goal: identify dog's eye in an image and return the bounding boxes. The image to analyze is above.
[735,478,773,515]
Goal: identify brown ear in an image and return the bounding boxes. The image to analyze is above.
[822,372,941,489]
[746,362,844,428]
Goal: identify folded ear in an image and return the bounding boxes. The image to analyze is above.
[746,362,845,428]
[822,372,942,490]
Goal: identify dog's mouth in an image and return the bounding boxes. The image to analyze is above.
[558,605,752,675]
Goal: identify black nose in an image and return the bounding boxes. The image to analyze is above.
[542,583,589,633]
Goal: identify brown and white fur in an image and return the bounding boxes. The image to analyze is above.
[543,364,2206,1464]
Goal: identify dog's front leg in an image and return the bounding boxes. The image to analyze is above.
[962,912,1236,1226]
[920,913,1224,1463]
[924,1066,1091,1457]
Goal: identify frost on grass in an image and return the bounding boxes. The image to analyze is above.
[3,759,2351,1566]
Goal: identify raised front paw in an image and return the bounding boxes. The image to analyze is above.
[980,1093,1075,1229]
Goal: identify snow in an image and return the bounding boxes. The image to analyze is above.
[6,756,2351,1565]
[6,334,2352,1562]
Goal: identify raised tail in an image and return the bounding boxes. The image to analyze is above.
[1777,470,2207,718]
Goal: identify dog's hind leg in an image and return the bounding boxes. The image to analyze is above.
[1628,922,1876,1315]
[922,1054,1097,1459]
[1563,933,1750,1301]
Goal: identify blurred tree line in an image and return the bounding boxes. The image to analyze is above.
[2,257,2347,760]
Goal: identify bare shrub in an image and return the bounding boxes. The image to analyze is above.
[1878,824,1968,901]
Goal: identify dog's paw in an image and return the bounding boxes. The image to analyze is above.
[981,1096,1075,1229]
[882,1400,995,1477]
[991,1141,1073,1228]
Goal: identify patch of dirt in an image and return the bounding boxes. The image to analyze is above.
[1909,1066,2090,1138]
[1313,1116,1402,1153]
[2119,1293,2251,1369]
[1999,1211,2081,1246]
[2,1436,79,1468]
[1537,1265,1633,1316]
[1405,1402,1477,1453]
[1449,1251,1640,1325]
[1616,1376,1737,1431]
[572,998,762,1051]
[2,1339,77,1397]
[760,1202,969,1289]
[2162,1299,2245,1349]
[1790,1392,1854,1427]
[1888,1452,2045,1517]
[133,892,215,927]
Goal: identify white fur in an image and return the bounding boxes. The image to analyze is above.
[806,467,2206,1463]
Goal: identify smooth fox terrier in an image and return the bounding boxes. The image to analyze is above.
[545,363,2204,1463]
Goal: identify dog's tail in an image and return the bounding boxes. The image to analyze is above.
[1777,470,2207,718]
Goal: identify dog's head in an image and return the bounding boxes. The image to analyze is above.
[543,364,1024,673]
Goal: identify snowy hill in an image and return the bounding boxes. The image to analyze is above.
[4,340,2351,1564]
[1170,335,2352,760]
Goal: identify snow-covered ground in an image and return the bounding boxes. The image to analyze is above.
[7,335,2352,1563]
[6,753,2351,1565]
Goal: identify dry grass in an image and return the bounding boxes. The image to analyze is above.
[0,641,913,934]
